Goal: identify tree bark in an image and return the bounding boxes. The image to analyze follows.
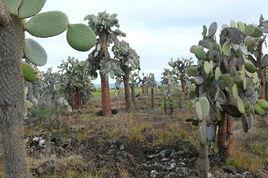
[151,87,154,108]
[258,68,266,99]
[218,112,233,159]
[0,15,27,177]
[100,73,112,117]
[131,85,136,108]
[164,95,167,114]
[123,74,131,112]
[71,92,77,111]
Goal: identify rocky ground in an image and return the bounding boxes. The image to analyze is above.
[0,93,267,178]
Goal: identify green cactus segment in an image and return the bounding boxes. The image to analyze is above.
[245,63,257,73]
[236,97,245,114]
[24,38,47,66]
[254,103,265,115]
[25,11,69,38]
[195,96,210,120]
[257,99,268,109]
[4,0,22,15]
[18,0,47,19]
[220,74,234,88]
[222,40,231,56]
[67,24,97,51]
[191,46,207,60]
[21,63,38,82]
[244,25,263,37]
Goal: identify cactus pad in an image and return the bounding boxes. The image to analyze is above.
[25,11,69,38]
[18,0,47,19]
[24,38,47,66]
[21,63,38,82]
[4,0,22,15]
[67,24,96,51]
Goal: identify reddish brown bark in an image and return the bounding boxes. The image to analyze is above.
[131,85,136,108]
[123,74,131,112]
[258,68,266,99]
[218,112,233,159]
[101,73,112,117]
[71,92,76,110]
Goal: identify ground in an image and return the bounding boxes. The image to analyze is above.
[0,89,267,178]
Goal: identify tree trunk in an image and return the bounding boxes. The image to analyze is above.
[123,73,131,112]
[151,87,154,108]
[164,95,167,114]
[218,112,233,159]
[0,15,27,177]
[71,92,77,111]
[100,73,112,117]
[77,90,81,111]
[258,68,266,99]
[131,85,136,108]
[198,118,209,178]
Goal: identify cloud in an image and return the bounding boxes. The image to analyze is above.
[33,0,268,84]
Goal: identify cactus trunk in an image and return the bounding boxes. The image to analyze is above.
[151,87,154,108]
[123,73,131,112]
[131,85,136,108]
[198,118,209,178]
[258,68,266,99]
[218,112,233,159]
[100,73,112,117]
[0,15,27,178]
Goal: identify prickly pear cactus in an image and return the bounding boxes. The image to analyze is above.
[3,0,97,79]
[0,1,96,177]
[168,57,193,94]
[112,40,140,75]
[189,19,268,133]
[58,57,95,105]
[85,11,126,78]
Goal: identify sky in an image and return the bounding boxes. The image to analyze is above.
[31,0,268,84]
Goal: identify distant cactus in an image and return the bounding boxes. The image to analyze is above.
[188,19,268,177]
[161,68,178,114]
[129,72,140,108]
[58,57,95,111]
[112,40,140,111]
[0,1,96,177]
[147,73,157,108]
[168,57,193,95]
[85,11,125,116]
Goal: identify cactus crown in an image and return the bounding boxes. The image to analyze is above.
[3,0,96,82]
[188,17,268,141]
[112,40,140,73]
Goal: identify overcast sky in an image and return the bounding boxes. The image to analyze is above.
[31,0,268,84]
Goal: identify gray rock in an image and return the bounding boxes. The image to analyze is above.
[150,170,158,178]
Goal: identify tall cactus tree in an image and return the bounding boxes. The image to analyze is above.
[0,1,96,177]
[58,57,95,111]
[168,57,193,95]
[249,15,268,99]
[85,11,125,116]
[161,68,178,114]
[187,20,268,176]
[112,40,140,111]
[147,73,157,108]
[130,71,140,108]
